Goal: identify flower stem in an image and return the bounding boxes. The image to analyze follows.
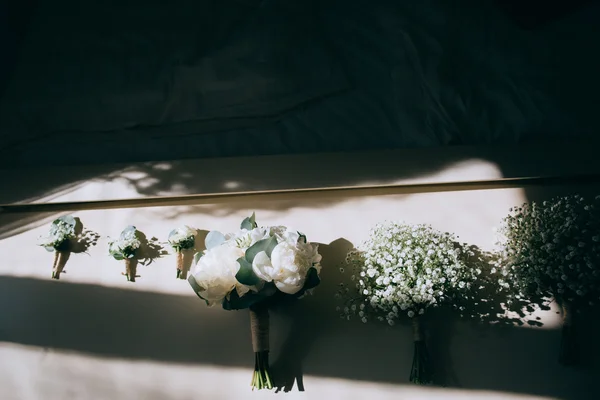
[52,250,70,280]
[251,351,273,390]
[558,300,578,366]
[249,305,273,390]
[124,258,137,282]
[409,317,433,385]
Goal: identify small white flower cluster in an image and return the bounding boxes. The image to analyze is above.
[190,219,322,307]
[496,195,600,305]
[168,225,197,252]
[38,217,76,251]
[338,222,480,325]
[108,226,141,260]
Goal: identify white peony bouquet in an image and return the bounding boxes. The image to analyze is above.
[168,225,197,279]
[37,215,77,279]
[339,221,481,384]
[188,213,322,390]
[496,194,600,365]
[108,226,142,282]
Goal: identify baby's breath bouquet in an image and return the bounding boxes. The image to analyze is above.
[496,195,600,365]
[108,226,142,282]
[168,225,197,279]
[339,222,480,384]
[37,215,77,279]
[188,213,322,390]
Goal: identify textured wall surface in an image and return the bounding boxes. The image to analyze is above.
[1,144,599,400]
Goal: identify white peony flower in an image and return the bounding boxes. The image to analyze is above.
[252,237,321,295]
[276,229,302,245]
[191,245,249,305]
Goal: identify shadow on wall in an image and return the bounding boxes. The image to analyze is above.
[0,147,469,203]
[0,147,479,238]
[3,137,600,241]
[1,238,599,399]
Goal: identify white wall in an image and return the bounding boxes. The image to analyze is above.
[1,143,599,400]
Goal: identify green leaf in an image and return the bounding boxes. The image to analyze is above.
[188,275,208,303]
[298,232,307,243]
[303,267,321,290]
[180,236,195,250]
[245,236,278,263]
[292,267,321,299]
[55,240,70,252]
[240,219,252,230]
[112,254,124,261]
[205,231,226,250]
[235,257,261,286]
[222,290,264,311]
[44,246,55,252]
[240,212,257,230]
[259,282,278,298]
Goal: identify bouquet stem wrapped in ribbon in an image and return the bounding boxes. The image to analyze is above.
[176,250,194,279]
[124,258,138,283]
[558,300,578,365]
[52,250,71,280]
[410,316,432,384]
[108,226,142,282]
[168,226,197,280]
[38,215,77,280]
[250,304,273,389]
[188,213,322,391]
[340,222,481,385]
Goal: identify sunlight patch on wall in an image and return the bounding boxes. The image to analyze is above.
[0,188,528,286]
[1,155,570,332]
[0,183,563,330]
[2,154,511,206]
[152,162,173,171]
[355,158,504,188]
[223,181,241,189]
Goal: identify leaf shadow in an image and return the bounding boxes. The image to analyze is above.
[68,218,101,254]
[456,245,550,330]
[423,244,552,386]
[136,231,169,267]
